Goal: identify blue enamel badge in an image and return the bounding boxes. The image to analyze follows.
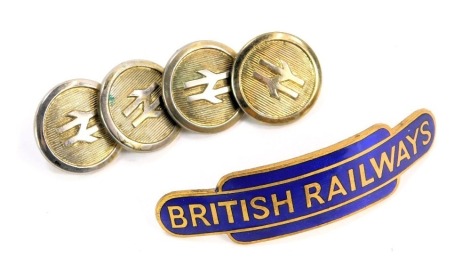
[156,109,435,243]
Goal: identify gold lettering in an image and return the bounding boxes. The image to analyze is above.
[348,169,357,191]
[304,182,325,208]
[209,203,219,225]
[328,175,347,201]
[405,128,419,155]
[420,121,432,145]
[250,197,270,220]
[360,163,375,187]
[240,200,250,222]
[168,206,188,229]
[189,204,211,227]
[218,200,237,223]
[397,140,411,167]
[370,146,395,179]
[271,191,294,216]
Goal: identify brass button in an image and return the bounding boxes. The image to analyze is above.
[232,32,321,124]
[100,60,180,152]
[35,79,120,172]
[163,41,241,133]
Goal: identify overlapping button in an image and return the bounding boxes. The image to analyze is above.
[35,79,120,172]
[163,41,241,133]
[232,32,321,124]
[100,60,180,152]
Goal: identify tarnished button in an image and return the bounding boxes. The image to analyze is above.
[163,41,241,133]
[100,60,180,151]
[35,79,120,172]
[232,32,322,124]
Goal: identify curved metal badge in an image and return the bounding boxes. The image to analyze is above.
[156,109,435,243]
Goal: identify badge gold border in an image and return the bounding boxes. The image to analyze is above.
[155,109,435,243]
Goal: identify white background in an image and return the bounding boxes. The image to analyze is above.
[1,0,468,272]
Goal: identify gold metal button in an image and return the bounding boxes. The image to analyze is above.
[232,32,322,124]
[35,79,120,172]
[163,41,241,133]
[100,60,180,152]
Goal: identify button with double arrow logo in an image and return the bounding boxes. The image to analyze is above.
[163,41,241,133]
[35,79,120,172]
[100,60,180,151]
[232,32,322,124]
